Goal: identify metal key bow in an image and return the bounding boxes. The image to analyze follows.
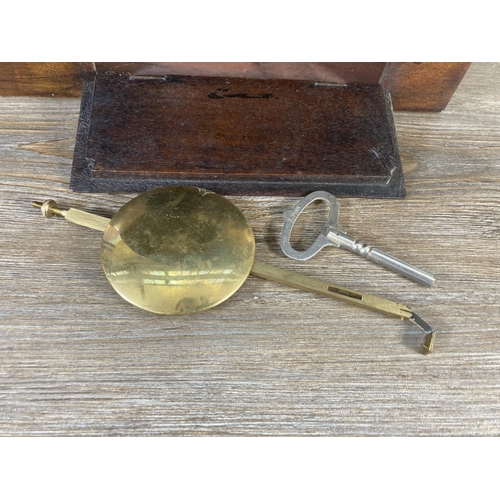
[281,191,436,287]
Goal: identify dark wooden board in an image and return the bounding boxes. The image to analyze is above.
[70,72,405,197]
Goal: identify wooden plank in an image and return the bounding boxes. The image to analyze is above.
[382,62,471,111]
[0,62,94,97]
[0,63,500,436]
[1,63,470,110]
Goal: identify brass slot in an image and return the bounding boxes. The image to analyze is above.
[327,286,363,300]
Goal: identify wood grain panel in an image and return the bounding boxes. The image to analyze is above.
[383,62,471,111]
[0,63,94,97]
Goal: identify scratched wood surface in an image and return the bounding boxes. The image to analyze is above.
[1,62,499,436]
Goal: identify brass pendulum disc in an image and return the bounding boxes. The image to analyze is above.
[100,186,255,315]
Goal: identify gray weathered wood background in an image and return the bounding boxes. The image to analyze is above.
[1,62,499,436]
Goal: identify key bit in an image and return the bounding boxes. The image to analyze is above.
[281,191,436,287]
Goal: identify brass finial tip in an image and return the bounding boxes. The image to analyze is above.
[32,199,63,218]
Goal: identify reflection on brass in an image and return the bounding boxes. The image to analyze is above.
[101,186,255,314]
[32,186,436,353]
[250,261,414,320]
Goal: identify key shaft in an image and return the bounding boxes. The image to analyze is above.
[326,229,436,287]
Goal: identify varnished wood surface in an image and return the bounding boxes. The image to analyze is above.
[1,62,499,436]
[2,63,470,111]
[0,63,94,97]
[70,73,404,196]
[383,62,471,111]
